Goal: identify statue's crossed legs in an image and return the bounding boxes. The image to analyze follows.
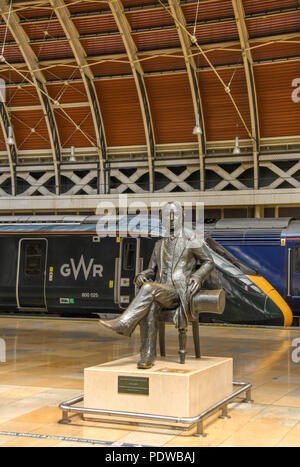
[99,282,180,368]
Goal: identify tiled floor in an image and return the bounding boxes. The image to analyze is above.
[0,317,300,447]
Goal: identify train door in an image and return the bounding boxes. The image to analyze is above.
[285,243,300,320]
[17,238,48,310]
[289,244,300,321]
[287,244,299,297]
[115,238,141,309]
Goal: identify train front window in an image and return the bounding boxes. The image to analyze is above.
[295,245,300,273]
[205,236,258,276]
[233,275,262,294]
[25,243,43,275]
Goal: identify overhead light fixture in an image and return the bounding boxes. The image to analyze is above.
[193,113,202,135]
[233,136,241,155]
[70,145,76,162]
[191,34,197,45]
[6,126,14,146]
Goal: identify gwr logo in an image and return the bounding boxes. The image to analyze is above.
[60,255,103,280]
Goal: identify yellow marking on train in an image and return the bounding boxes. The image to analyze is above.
[247,275,293,327]
[109,280,114,288]
[116,237,120,243]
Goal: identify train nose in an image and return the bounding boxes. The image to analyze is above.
[247,275,293,327]
[264,295,290,327]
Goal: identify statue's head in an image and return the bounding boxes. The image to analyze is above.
[161,201,183,237]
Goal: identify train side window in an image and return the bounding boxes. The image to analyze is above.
[295,245,300,274]
[25,243,43,275]
[123,242,135,271]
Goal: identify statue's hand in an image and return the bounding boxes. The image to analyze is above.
[134,274,149,288]
[189,275,201,296]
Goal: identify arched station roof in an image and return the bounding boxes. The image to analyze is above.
[0,0,299,193]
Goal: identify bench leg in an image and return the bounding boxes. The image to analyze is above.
[158,321,166,357]
[192,321,201,359]
[178,328,187,364]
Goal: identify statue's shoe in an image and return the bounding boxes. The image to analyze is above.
[137,359,155,369]
[98,318,131,337]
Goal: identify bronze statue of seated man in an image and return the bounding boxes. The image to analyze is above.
[99,201,214,369]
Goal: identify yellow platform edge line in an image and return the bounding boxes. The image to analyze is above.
[0,317,299,331]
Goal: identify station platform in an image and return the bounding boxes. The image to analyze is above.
[0,317,300,447]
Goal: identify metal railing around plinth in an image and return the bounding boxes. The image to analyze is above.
[58,381,253,437]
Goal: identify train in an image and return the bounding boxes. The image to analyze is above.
[206,217,300,319]
[0,214,293,327]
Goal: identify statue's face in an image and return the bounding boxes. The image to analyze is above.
[161,202,183,236]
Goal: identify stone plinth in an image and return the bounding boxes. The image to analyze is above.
[84,355,233,425]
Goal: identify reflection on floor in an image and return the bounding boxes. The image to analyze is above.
[0,317,300,447]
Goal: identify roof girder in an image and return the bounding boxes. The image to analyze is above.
[3,8,300,45]
[0,102,17,195]
[10,1,300,20]
[0,0,61,194]
[109,0,155,192]
[1,29,299,65]
[232,0,260,189]
[49,0,107,193]
[168,0,206,191]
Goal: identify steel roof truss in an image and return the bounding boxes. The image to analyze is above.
[232,0,260,190]
[0,0,61,194]
[109,0,155,192]
[168,0,206,191]
[0,102,17,195]
[49,0,107,194]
